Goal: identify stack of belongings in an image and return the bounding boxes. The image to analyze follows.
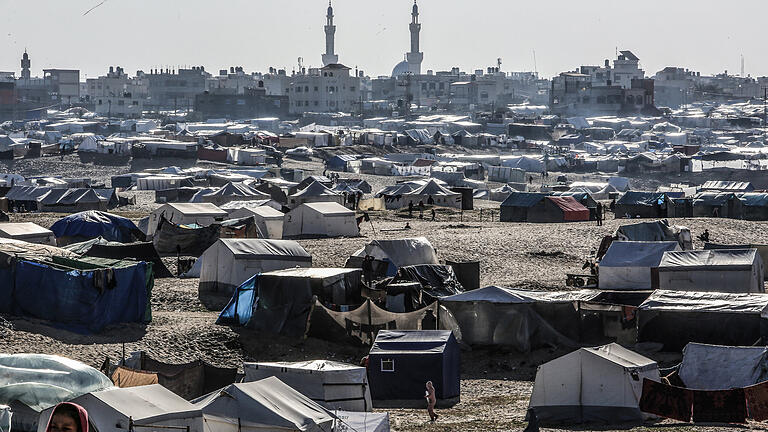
[639,342,768,424]
[0,238,153,333]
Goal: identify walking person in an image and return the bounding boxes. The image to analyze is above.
[425,381,438,422]
[596,202,603,226]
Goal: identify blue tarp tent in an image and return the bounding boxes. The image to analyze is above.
[50,211,143,245]
[0,256,152,333]
[217,273,258,326]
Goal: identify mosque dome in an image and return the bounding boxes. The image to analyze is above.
[392,60,410,77]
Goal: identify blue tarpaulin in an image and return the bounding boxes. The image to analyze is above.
[217,274,258,326]
[50,211,143,243]
[0,258,151,333]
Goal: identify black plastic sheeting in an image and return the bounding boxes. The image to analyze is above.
[390,265,464,308]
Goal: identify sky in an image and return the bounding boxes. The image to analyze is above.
[0,0,766,80]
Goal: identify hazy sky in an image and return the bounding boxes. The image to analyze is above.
[1,0,765,80]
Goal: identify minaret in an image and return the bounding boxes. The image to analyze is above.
[21,50,31,81]
[322,1,339,66]
[406,1,423,75]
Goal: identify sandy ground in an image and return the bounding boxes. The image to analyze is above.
[3,153,768,431]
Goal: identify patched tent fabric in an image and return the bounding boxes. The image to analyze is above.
[529,343,659,425]
[243,360,372,412]
[64,237,173,278]
[192,378,335,432]
[657,249,764,293]
[614,219,692,250]
[599,241,680,290]
[50,211,144,246]
[152,216,220,256]
[198,239,312,295]
[678,343,768,391]
[349,237,439,276]
[440,287,598,351]
[545,196,590,222]
[637,290,768,350]
[390,264,464,307]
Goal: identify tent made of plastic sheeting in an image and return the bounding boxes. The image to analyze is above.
[657,249,764,293]
[147,203,227,237]
[615,191,670,219]
[489,183,527,202]
[738,193,768,221]
[599,242,681,290]
[64,237,173,278]
[678,343,768,391]
[243,360,372,412]
[227,205,285,239]
[440,287,598,351]
[0,255,153,333]
[614,219,692,250]
[192,378,335,432]
[348,238,439,277]
[0,222,55,246]
[287,181,344,209]
[38,385,203,432]
[283,202,359,239]
[152,216,221,257]
[332,411,389,432]
[637,290,768,350]
[50,211,144,246]
[0,238,78,260]
[368,330,460,404]
[500,192,547,222]
[501,156,545,173]
[389,265,464,307]
[217,268,363,334]
[194,182,269,206]
[136,175,195,191]
[705,243,768,281]
[199,239,312,296]
[401,180,462,209]
[528,343,659,425]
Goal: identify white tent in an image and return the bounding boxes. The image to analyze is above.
[193,377,334,432]
[678,343,768,390]
[147,203,228,237]
[350,238,439,276]
[243,360,372,412]
[529,343,659,424]
[227,206,285,239]
[283,202,359,238]
[657,249,764,293]
[37,385,203,432]
[332,411,389,432]
[198,239,311,295]
[0,223,56,246]
[599,241,680,290]
[288,181,343,209]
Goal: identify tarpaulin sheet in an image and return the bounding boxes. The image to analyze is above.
[691,388,746,423]
[139,354,238,400]
[638,290,768,315]
[2,258,151,333]
[679,343,768,390]
[50,211,142,243]
[391,264,464,303]
[659,249,759,270]
[153,216,220,256]
[501,192,547,208]
[440,286,599,304]
[546,196,589,221]
[615,220,679,242]
[219,238,311,260]
[617,191,666,207]
[111,367,159,388]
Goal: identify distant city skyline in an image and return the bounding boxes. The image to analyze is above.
[1,0,766,80]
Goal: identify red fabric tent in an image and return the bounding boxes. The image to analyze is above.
[547,196,590,221]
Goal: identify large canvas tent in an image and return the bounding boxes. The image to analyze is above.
[705,243,768,281]
[283,202,359,238]
[499,192,547,222]
[368,330,460,405]
[401,180,462,209]
[147,203,227,237]
[198,239,312,295]
[0,223,55,246]
[227,205,285,239]
[529,343,659,425]
[243,360,372,412]
[440,287,599,351]
[195,182,269,206]
[287,180,343,209]
[192,378,335,432]
[677,343,768,390]
[615,192,669,218]
[613,219,692,250]
[348,238,439,277]
[37,385,203,432]
[657,249,764,293]
[599,241,680,290]
[637,290,768,350]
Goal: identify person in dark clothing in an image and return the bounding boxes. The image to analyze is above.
[431,208,436,221]
[427,195,434,205]
[609,198,616,213]
[596,202,603,226]
[362,255,374,287]
[528,175,534,185]
[698,229,710,242]
[408,201,414,217]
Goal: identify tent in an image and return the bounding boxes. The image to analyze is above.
[198,239,312,296]
[528,343,659,425]
[739,193,768,221]
[218,268,363,336]
[657,249,764,293]
[64,237,173,278]
[0,223,55,246]
[348,238,439,277]
[705,243,768,281]
[499,192,547,222]
[37,385,203,432]
[283,202,359,238]
[614,219,692,250]
[227,205,285,239]
[389,265,464,308]
[195,182,269,206]
[368,330,460,405]
[401,180,462,210]
[50,211,144,246]
[332,411,389,432]
[152,216,221,257]
[530,196,589,223]
[147,203,228,237]
[440,287,599,351]
[637,290,768,350]
[287,180,343,209]
[599,241,680,290]
[615,192,669,219]
[692,192,743,218]
[243,360,372,412]
[192,378,335,432]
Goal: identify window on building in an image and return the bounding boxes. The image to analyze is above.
[296,87,302,93]
[381,359,395,372]
[314,86,318,91]
[421,83,427,91]
[429,83,436,90]
[480,92,488,99]
[117,100,125,106]
[98,100,102,105]
[350,86,356,92]
[314,101,319,106]
[323,72,328,77]
[305,86,309,92]
[439,83,445,90]
[132,101,138,106]
[329,72,334,77]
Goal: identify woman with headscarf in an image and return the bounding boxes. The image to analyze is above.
[46,403,88,432]
[425,381,437,422]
